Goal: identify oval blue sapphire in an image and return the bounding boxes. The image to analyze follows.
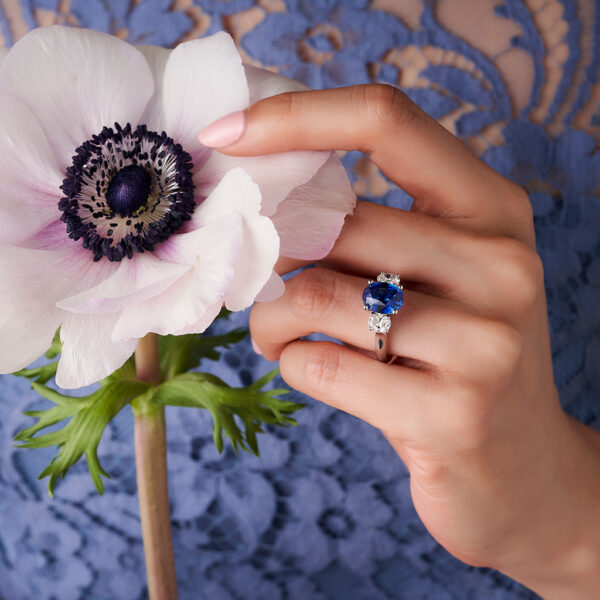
[362,282,404,314]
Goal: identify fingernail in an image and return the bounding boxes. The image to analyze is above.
[198,110,247,148]
[251,337,263,356]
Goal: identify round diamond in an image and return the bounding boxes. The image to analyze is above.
[368,312,391,333]
[362,281,404,314]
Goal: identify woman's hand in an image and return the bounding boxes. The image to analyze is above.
[198,84,600,598]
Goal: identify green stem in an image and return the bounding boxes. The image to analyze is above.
[133,333,178,600]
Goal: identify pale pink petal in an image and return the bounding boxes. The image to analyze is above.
[271,154,356,260]
[186,167,280,311]
[135,44,170,134]
[244,64,309,103]
[162,32,249,155]
[22,219,80,251]
[135,44,211,170]
[57,312,137,389]
[0,244,115,374]
[0,304,62,374]
[169,301,223,336]
[57,252,191,314]
[0,26,154,171]
[224,215,279,311]
[113,214,244,340]
[0,47,8,65]
[195,150,328,217]
[189,167,263,226]
[0,94,64,244]
[0,252,62,373]
[255,271,285,303]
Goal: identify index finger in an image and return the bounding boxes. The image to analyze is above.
[198,84,529,224]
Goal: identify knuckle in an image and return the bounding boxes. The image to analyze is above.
[270,91,303,128]
[304,343,342,392]
[491,237,544,310]
[506,182,534,221]
[479,320,523,384]
[360,84,418,137]
[288,269,337,321]
[490,182,536,240]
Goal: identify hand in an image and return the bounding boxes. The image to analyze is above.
[199,84,600,598]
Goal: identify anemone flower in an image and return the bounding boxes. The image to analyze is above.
[0,26,355,389]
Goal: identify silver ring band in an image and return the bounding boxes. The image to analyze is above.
[375,332,388,362]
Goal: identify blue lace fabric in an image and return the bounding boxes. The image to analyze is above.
[0,1,599,598]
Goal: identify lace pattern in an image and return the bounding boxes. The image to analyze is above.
[0,1,599,598]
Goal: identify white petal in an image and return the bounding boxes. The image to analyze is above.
[0,305,62,374]
[190,167,262,225]
[188,167,280,311]
[0,244,115,373]
[169,301,223,336]
[0,26,154,171]
[195,150,328,217]
[0,250,63,372]
[0,47,9,65]
[271,154,356,259]
[0,94,64,243]
[255,271,285,303]
[56,312,137,389]
[224,215,279,312]
[57,252,191,314]
[162,32,249,152]
[21,219,81,251]
[113,213,244,340]
[135,44,171,134]
[244,64,309,103]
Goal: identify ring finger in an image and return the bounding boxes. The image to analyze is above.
[250,267,495,374]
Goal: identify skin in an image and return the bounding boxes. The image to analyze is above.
[205,85,600,598]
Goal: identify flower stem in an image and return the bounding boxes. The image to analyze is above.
[133,333,178,600]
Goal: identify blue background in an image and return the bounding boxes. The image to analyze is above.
[1,1,599,598]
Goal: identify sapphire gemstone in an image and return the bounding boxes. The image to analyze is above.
[362,282,404,314]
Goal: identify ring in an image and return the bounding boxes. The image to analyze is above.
[362,272,404,362]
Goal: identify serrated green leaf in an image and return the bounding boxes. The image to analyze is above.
[15,379,150,496]
[145,371,304,456]
[216,307,232,320]
[158,329,248,381]
[45,329,62,359]
[13,360,59,384]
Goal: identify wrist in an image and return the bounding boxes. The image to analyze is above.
[502,415,600,599]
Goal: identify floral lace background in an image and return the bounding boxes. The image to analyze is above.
[1,1,599,598]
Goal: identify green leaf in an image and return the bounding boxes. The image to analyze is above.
[13,330,62,384]
[45,329,62,359]
[158,329,248,381]
[15,379,150,496]
[216,307,232,320]
[13,361,58,384]
[144,370,304,456]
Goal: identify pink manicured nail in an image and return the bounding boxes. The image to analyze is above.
[198,110,247,148]
[251,337,263,356]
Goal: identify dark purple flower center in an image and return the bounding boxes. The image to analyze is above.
[59,122,197,262]
[106,164,152,217]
